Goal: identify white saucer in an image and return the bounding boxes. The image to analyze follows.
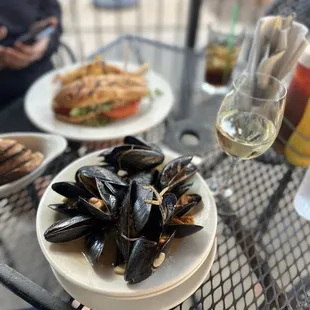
[53,238,217,310]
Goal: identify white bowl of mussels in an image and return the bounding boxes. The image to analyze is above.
[36,136,217,308]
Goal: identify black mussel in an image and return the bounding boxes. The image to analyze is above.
[100,144,148,166]
[117,149,164,174]
[77,175,100,197]
[152,232,176,270]
[52,182,91,199]
[44,215,93,243]
[130,171,154,186]
[85,231,105,266]
[78,197,112,221]
[173,194,202,218]
[77,166,128,187]
[125,238,158,284]
[96,179,119,217]
[172,183,193,199]
[162,193,177,224]
[159,156,193,190]
[142,204,164,242]
[132,181,153,233]
[104,182,127,201]
[124,136,162,153]
[48,202,79,216]
[117,182,137,262]
[165,218,203,238]
[158,231,175,254]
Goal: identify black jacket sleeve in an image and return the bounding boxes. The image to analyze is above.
[38,0,63,59]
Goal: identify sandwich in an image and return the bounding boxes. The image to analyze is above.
[52,74,149,126]
[0,139,44,186]
[54,56,149,86]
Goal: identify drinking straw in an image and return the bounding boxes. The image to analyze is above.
[223,3,240,84]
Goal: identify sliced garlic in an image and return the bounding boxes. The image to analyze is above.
[153,252,166,268]
[114,264,126,275]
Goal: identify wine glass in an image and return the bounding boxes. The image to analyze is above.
[214,72,287,215]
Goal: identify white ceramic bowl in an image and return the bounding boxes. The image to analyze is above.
[51,238,217,310]
[36,150,217,300]
[0,133,67,198]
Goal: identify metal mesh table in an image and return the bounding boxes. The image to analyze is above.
[0,36,309,310]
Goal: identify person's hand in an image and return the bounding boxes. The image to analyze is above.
[0,17,58,70]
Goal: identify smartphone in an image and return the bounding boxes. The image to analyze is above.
[15,24,56,45]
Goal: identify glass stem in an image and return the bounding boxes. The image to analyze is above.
[221,157,239,197]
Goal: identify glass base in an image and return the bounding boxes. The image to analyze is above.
[201,82,228,96]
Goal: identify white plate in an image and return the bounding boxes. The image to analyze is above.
[53,238,217,310]
[25,61,174,141]
[36,150,217,299]
[0,133,67,198]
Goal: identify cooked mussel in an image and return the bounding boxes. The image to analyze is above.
[125,238,158,284]
[117,182,137,262]
[78,197,112,221]
[117,149,164,174]
[85,231,105,266]
[161,193,177,224]
[52,182,91,199]
[159,156,197,190]
[165,216,203,238]
[48,202,79,216]
[44,215,93,243]
[173,194,202,218]
[124,136,162,153]
[77,166,128,187]
[131,181,153,233]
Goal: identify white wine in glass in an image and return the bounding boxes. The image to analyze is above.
[214,72,287,214]
[216,110,277,159]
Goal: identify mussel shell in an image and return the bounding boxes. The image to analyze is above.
[96,179,119,217]
[48,203,79,216]
[172,183,193,199]
[165,224,203,238]
[169,163,197,190]
[142,204,164,242]
[85,231,105,266]
[117,182,137,262]
[78,197,112,221]
[100,144,148,165]
[44,215,93,243]
[125,238,158,284]
[117,149,164,174]
[159,231,175,254]
[132,181,153,233]
[159,156,193,189]
[162,193,177,223]
[77,166,128,187]
[52,182,91,199]
[130,171,154,186]
[173,194,202,218]
[77,175,100,197]
[124,136,162,153]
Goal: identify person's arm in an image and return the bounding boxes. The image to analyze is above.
[38,0,63,59]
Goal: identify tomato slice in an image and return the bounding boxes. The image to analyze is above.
[53,106,71,115]
[102,101,139,120]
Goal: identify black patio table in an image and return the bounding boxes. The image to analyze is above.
[0,35,309,310]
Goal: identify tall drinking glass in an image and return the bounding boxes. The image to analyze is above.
[202,25,244,95]
[214,72,287,215]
